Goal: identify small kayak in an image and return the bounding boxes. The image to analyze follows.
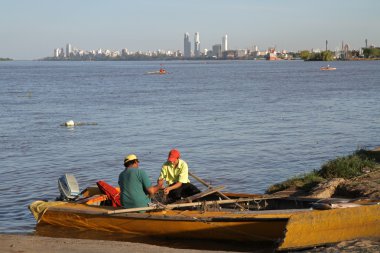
[320,66,336,71]
[147,69,167,75]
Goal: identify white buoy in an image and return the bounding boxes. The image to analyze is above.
[65,120,75,127]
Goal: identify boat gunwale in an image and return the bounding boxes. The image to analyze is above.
[44,203,312,222]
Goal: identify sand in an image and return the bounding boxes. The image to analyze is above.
[0,234,246,253]
[1,234,380,253]
[297,238,380,253]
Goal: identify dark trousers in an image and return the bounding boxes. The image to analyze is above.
[168,183,201,202]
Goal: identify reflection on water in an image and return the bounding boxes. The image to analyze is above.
[34,223,275,252]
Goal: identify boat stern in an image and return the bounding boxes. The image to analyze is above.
[277,204,380,251]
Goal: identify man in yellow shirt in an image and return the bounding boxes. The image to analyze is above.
[158,149,200,203]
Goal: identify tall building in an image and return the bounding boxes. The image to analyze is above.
[194,32,201,57]
[222,34,228,52]
[66,43,72,58]
[212,44,222,58]
[252,45,259,58]
[54,48,61,58]
[184,33,191,58]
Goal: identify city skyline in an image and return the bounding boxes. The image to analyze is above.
[1,0,379,60]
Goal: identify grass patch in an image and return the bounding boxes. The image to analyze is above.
[266,170,323,194]
[318,150,376,179]
[266,149,377,194]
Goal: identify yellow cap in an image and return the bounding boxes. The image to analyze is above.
[124,154,138,163]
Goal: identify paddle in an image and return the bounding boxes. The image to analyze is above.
[173,185,225,203]
[188,171,245,210]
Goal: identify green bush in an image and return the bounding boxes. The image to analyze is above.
[318,153,376,179]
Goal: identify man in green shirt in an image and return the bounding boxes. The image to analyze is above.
[118,154,162,208]
[158,149,200,203]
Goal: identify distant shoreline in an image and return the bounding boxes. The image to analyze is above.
[3,58,380,62]
[37,58,380,62]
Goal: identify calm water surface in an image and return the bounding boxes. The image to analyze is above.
[1,60,380,234]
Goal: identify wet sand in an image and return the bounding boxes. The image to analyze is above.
[0,234,271,253]
[2,234,380,253]
[0,234,380,253]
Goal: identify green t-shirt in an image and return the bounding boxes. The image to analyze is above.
[118,167,152,208]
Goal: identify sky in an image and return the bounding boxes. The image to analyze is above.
[1,0,379,60]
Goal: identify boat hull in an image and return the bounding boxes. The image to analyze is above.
[320,67,336,71]
[146,71,166,75]
[37,203,289,242]
[29,200,380,250]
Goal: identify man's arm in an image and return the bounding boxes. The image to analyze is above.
[140,170,161,197]
[178,161,189,183]
[157,166,166,185]
[146,184,161,196]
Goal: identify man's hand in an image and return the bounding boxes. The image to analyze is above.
[163,187,171,195]
[157,178,165,189]
[164,182,182,195]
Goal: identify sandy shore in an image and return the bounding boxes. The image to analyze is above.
[1,234,380,253]
[0,234,238,253]
[0,234,270,253]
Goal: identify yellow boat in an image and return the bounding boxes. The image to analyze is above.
[29,191,380,251]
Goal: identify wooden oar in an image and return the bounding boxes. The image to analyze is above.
[107,198,254,215]
[188,171,245,210]
[174,185,225,203]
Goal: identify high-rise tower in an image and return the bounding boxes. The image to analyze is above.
[184,33,191,58]
[194,32,201,57]
[222,34,228,52]
[66,43,72,58]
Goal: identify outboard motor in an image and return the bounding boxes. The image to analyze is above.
[58,173,80,201]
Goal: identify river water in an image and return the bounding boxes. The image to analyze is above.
[0,60,379,234]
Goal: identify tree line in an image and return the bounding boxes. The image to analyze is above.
[363,48,380,58]
[299,50,335,61]
[299,47,380,61]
